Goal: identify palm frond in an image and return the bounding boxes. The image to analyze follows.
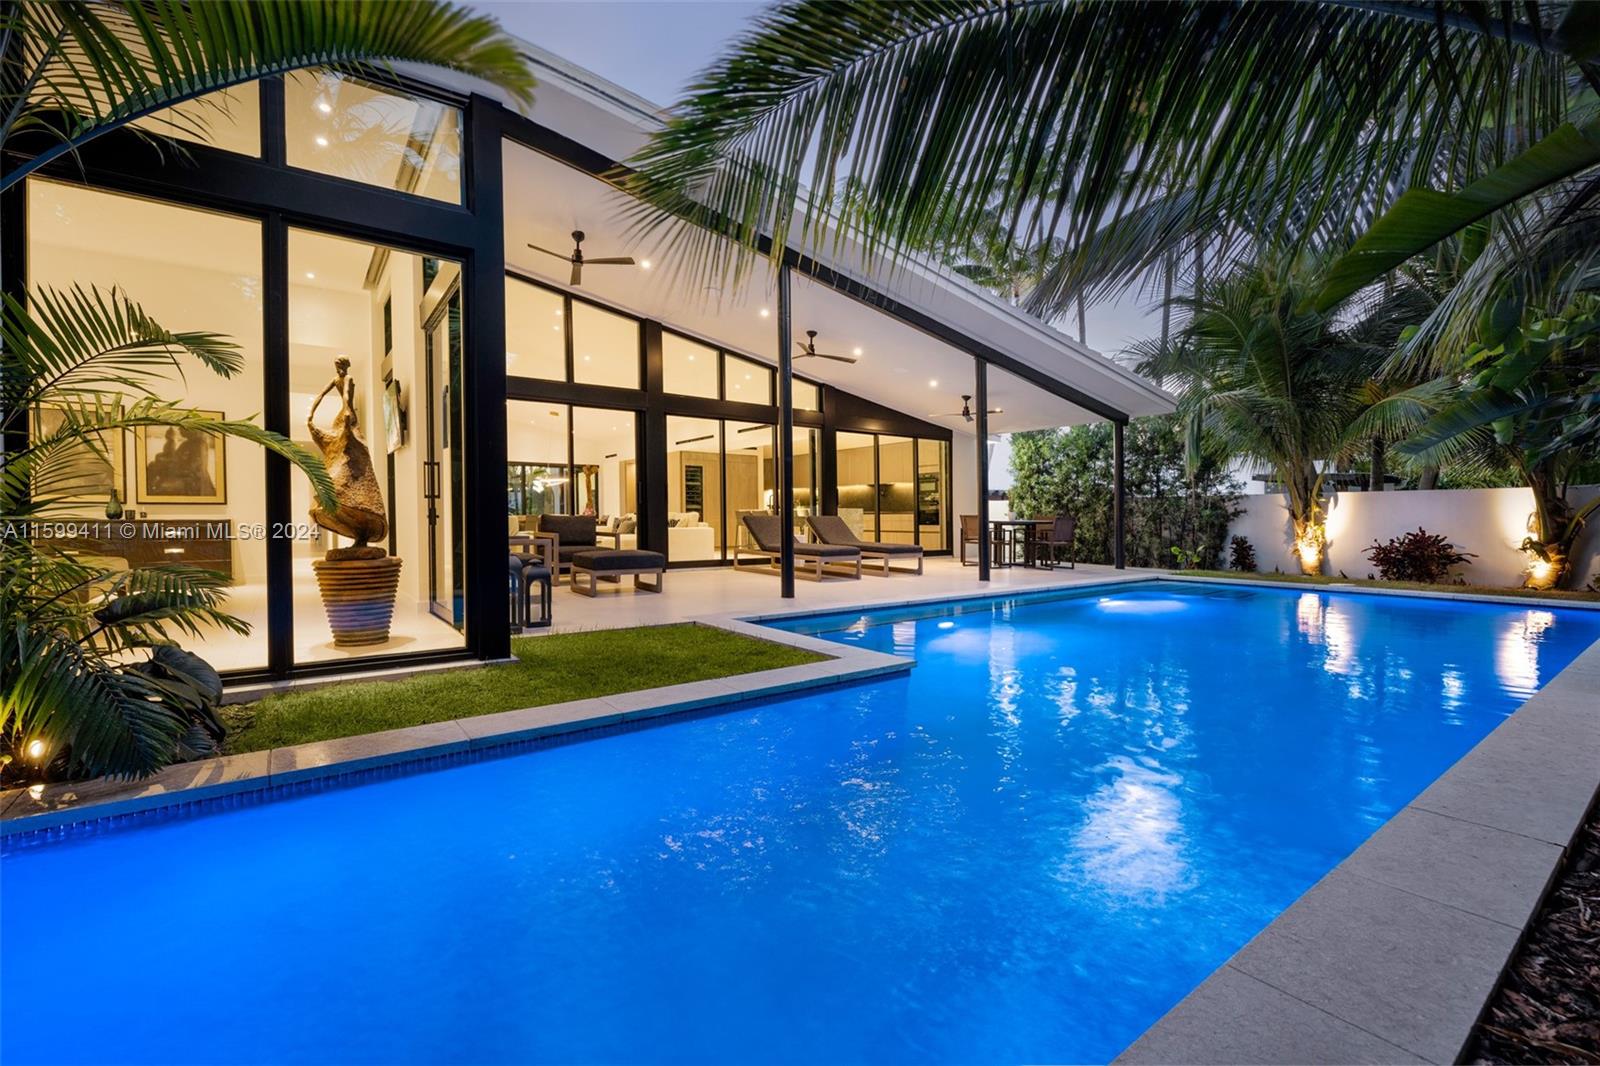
[1,0,535,192]
[621,1,1573,297]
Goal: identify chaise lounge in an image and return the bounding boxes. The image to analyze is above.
[736,514,862,580]
[805,514,924,575]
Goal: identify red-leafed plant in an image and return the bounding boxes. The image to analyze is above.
[1364,528,1475,584]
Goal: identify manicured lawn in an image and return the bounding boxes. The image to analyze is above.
[1181,569,1600,603]
[223,624,827,753]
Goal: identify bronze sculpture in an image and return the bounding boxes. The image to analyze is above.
[307,356,402,646]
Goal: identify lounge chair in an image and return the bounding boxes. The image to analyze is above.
[805,514,923,575]
[736,514,861,580]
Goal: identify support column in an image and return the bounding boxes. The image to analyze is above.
[1113,420,1126,570]
[776,264,796,597]
[974,357,991,581]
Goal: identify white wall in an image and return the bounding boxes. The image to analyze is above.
[1228,486,1600,587]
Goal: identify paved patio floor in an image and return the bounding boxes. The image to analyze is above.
[539,557,1150,633]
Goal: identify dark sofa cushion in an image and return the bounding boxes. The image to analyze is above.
[794,543,861,558]
[538,513,596,547]
[573,549,666,572]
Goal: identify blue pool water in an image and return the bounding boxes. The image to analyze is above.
[4,582,1598,1065]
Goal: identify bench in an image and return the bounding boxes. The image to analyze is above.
[570,549,666,597]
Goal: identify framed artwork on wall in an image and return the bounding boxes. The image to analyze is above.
[134,411,227,504]
[30,403,125,503]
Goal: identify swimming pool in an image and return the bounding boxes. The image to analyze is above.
[3,581,1597,1064]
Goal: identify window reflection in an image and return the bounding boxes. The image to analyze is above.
[285,70,462,203]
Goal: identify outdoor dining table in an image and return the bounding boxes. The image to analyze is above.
[988,518,1054,568]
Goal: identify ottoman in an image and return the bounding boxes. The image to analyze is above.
[570,549,666,597]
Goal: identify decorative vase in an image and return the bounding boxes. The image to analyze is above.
[312,556,403,646]
[104,488,123,520]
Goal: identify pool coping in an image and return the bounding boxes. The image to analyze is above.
[4,572,1596,1064]
[0,618,910,837]
[1116,593,1600,1066]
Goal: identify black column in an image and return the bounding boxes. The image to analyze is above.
[1113,419,1126,570]
[974,357,991,581]
[776,264,795,597]
[464,95,510,662]
[263,214,293,678]
[642,321,669,556]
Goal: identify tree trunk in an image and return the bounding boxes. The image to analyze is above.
[1521,461,1574,589]
[1369,438,1386,491]
[1418,464,1439,490]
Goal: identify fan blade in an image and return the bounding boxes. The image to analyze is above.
[964,411,974,423]
[570,261,582,286]
[815,353,857,364]
[527,243,571,262]
[585,256,636,266]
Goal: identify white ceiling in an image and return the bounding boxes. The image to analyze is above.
[502,142,1099,436]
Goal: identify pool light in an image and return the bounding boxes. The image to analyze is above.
[937,621,955,629]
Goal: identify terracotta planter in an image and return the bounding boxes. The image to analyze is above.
[312,556,403,646]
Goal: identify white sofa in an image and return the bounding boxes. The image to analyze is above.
[616,511,719,560]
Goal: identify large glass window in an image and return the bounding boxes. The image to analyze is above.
[571,301,640,389]
[793,427,820,527]
[572,407,637,525]
[662,333,718,398]
[724,422,776,554]
[285,70,462,203]
[506,402,570,520]
[288,229,467,663]
[834,431,949,548]
[793,379,822,411]
[917,438,950,549]
[835,431,878,540]
[133,84,261,156]
[27,180,268,671]
[877,436,916,544]
[724,354,773,405]
[505,277,566,380]
[665,415,722,561]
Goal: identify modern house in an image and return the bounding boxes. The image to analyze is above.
[7,42,1173,684]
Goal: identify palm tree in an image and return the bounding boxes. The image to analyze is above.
[1391,180,1600,587]
[622,1,1591,305]
[0,1,535,782]
[1135,254,1418,574]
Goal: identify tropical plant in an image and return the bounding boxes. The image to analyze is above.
[1134,253,1401,574]
[1,287,338,780]
[1228,535,1257,572]
[1009,415,1240,568]
[1364,528,1475,583]
[622,0,1590,308]
[1,1,535,782]
[1385,174,1600,588]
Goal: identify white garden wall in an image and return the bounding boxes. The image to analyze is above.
[1227,485,1600,588]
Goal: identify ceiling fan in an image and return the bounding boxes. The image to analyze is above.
[934,395,1004,423]
[794,329,857,364]
[526,230,635,286]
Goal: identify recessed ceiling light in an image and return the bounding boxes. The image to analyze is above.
[853,347,864,357]
[304,271,316,280]
[640,259,652,270]
[316,100,332,114]
[928,378,938,387]
[314,135,329,148]
[759,307,770,318]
